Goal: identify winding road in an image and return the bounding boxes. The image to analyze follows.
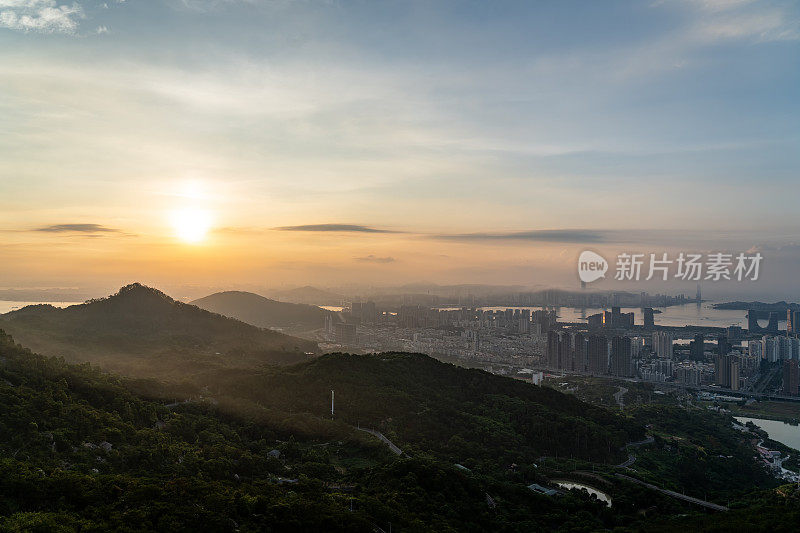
[356,427,404,456]
[615,473,729,512]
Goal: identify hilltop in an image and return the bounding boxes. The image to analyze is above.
[0,283,316,377]
[192,290,331,330]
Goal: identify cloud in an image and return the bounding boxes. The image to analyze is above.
[431,229,608,244]
[34,223,120,233]
[0,0,84,34]
[275,224,399,234]
[355,255,396,263]
[662,0,800,43]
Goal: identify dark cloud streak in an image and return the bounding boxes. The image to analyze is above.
[35,224,121,234]
[430,229,607,243]
[355,255,396,263]
[275,224,399,234]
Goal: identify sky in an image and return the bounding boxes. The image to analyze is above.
[0,0,798,300]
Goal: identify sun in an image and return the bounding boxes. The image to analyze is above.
[170,207,212,244]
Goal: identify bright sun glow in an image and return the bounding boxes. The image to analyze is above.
[171,207,212,243]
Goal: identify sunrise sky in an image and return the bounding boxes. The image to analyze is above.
[1,0,798,298]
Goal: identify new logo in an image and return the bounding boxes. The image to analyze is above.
[578,251,608,283]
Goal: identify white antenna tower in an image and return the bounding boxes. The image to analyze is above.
[331,390,335,417]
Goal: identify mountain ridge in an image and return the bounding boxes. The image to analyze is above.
[0,283,317,377]
[191,290,331,330]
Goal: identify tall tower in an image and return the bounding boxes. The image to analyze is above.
[611,336,632,378]
[696,284,701,303]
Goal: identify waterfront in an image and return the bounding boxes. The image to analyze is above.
[469,303,751,329]
[0,301,81,314]
[735,417,800,451]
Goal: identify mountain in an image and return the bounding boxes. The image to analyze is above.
[0,283,317,377]
[191,290,331,330]
[266,285,344,305]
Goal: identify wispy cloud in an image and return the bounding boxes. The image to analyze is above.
[275,224,400,234]
[0,0,84,34]
[34,223,120,233]
[663,0,800,43]
[355,255,396,263]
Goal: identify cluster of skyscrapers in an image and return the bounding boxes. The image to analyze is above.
[546,330,634,377]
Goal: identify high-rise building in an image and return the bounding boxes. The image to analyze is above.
[715,354,740,389]
[361,301,378,324]
[690,333,705,360]
[748,309,760,332]
[783,359,799,396]
[727,326,744,340]
[748,340,762,359]
[630,336,646,358]
[778,335,792,360]
[788,310,800,335]
[652,331,674,359]
[587,313,604,330]
[768,312,780,333]
[643,308,655,328]
[587,335,608,375]
[762,336,779,363]
[547,330,572,370]
[612,307,621,327]
[547,330,560,369]
[676,363,702,386]
[621,312,635,328]
[717,335,731,357]
[572,332,588,373]
[611,336,632,377]
[791,337,800,360]
[730,359,740,391]
[334,323,357,344]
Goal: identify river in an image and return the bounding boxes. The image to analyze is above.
[735,417,800,451]
[441,302,752,329]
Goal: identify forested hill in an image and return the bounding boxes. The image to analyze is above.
[207,352,643,466]
[191,290,330,330]
[0,283,316,377]
[0,331,648,531]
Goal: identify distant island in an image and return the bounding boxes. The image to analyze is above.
[713,301,800,312]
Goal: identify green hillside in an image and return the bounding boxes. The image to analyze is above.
[0,284,316,378]
[204,352,641,467]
